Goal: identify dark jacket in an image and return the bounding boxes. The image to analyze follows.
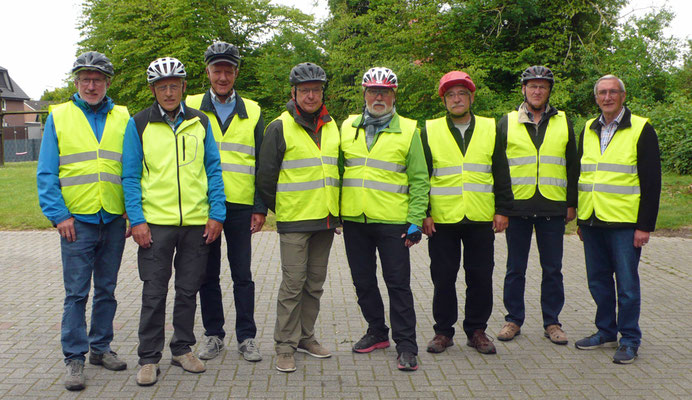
[496,104,579,217]
[576,106,661,232]
[421,113,513,225]
[257,99,341,233]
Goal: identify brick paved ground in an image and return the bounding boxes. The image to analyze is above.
[1,230,691,399]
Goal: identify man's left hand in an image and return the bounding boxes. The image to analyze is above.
[122,212,132,238]
[493,214,508,233]
[203,219,223,244]
[633,229,650,248]
[566,207,576,224]
[251,213,266,234]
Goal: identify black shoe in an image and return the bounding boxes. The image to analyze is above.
[397,352,418,371]
[613,345,638,364]
[352,333,390,353]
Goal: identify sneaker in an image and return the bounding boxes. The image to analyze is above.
[89,351,127,371]
[136,364,159,386]
[613,345,638,364]
[426,334,453,353]
[466,329,496,354]
[352,333,390,353]
[297,341,332,358]
[497,322,521,341]
[544,324,568,345]
[397,352,418,371]
[275,353,296,373]
[574,333,618,350]
[198,335,224,360]
[171,352,206,373]
[64,360,85,391]
[238,338,262,362]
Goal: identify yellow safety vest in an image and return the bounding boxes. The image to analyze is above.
[506,110,569,201]
[426,116,496,223]
[274,111,340,222]
[140,115,210,225]
[186,93,260,205]
[340,114,417,222]
[51,101,129,215]
[578,114,647,223]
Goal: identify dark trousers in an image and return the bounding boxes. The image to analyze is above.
[137,224,209,365]
[199,206,256,343]
[503,216,565,328]
[343,221,417,354]
[429,223,495,339]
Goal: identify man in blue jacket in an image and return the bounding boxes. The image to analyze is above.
[37,51,130,391]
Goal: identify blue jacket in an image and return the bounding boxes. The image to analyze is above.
[37,94,123,225]
[121,102,226,227]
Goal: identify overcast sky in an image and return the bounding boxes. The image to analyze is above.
[1,0,689,100]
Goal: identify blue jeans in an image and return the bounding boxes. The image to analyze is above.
[61,217,126,363]
[581,226,642,347]
[503,216,565,328]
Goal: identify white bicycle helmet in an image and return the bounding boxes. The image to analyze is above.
[362,67,398,89]
[146,57,187,84]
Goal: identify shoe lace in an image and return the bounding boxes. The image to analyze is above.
[68,361,83,376]
[244,338,258,352]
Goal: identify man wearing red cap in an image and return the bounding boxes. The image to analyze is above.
[421,71,512,355]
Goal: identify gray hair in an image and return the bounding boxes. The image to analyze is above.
[593,75,626,96]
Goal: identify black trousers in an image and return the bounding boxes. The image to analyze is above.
[343,221,417,354]
[429,223,495,339]
[137,224,209,365]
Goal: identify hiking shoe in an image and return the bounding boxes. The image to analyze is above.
[198,335,224,360]
[426,334,453,353]
[352,333,390,353]
[89,351,127,371]
[136,364,159,386]
[574,333,618,350]
[275,353,296,373]
[613,345,638,364]
[544,324,568,345]
[466,329,496,354]
[297,341,332,358]
[171,352,206,373]
[64,360,85,391]
[497,322,521,341]
[238,338,262,362]
[397,352,418,371]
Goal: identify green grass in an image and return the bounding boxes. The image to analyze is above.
[0,162,689,233]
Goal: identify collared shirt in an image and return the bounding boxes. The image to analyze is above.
[158,103,185,130]
[598,106,626,154]
[210,88,237,124]
[210,88,236,104]
[521,102,551,126]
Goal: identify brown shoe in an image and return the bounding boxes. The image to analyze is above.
[275,353,296,373]
[497,322,521,341]
[426,334,454,353]
[544,324,568,345]
[171,352,206,373]
[136,364,159,386]
[297,341,332,358]
[466,329,496,354]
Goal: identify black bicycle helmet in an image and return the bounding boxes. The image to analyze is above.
[72,51,114,77]
[289,62,327,85]
[521,65,554,87]
[204,42,241,66]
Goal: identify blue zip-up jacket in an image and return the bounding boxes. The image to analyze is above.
[121,102,226,227]
[37,94,124,225]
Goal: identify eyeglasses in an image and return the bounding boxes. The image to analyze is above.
[154,84,181,93]
[444,90,471,99]
[596,89,623,98]
[296,87,323,95]
[365,88,394,97]
[526,84,549,91]
[78,77,108,86]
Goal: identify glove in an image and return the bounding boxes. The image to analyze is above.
[405,224,422,243]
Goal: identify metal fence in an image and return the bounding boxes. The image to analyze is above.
[1,126,42,162]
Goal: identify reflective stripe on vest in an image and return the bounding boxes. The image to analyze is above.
[506,110,569,201]
[140,116,210,226]
[52,101,129,215]
[186,93,260,205]
[578,114,647,223]
[425,116,496,223]
[274,111,340,222]
[340,114,417,222]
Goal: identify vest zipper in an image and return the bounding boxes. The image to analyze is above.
[174,130,183,226]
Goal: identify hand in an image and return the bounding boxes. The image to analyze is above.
[250,213,266,234]
[576,226,583,241]
[334,228,342,235]
[566,207,576,224]
[633,229,650,248]
[401,224,422,248]
[203,219,223,244]
[57,217,76,242]
[132,223,153,248]
[422,217,436,237]
[493,214,508,233]
[122,212,132,238]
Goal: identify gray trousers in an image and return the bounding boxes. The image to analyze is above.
[274,230,334,354]
[137,224,208,365]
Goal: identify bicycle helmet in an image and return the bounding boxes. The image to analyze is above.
[72,51,114,77]
[289,62,327,85]
[521,65,554,87]
[204,42,241,66]
[146,57,187,84]
[438,71,476,97]
[362,67,398,88]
